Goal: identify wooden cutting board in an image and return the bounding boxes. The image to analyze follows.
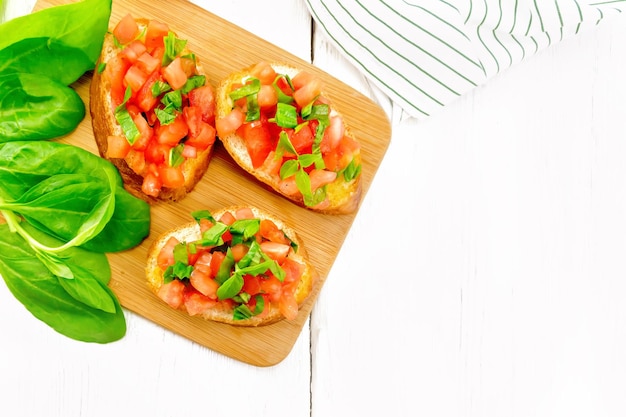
[32,0,391,366]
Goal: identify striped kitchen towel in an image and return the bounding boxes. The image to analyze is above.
[305,0,626,119]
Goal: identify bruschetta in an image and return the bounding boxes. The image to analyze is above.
[90,13,217,202]
[146,206,318,326]
[215,62,362,214]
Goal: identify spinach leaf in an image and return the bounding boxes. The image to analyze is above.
[0,141,150,252]
[0,37,93,85]
[0,223,125,343]
[0,173,116,249]
[0,0,112,66]
[0,72,85,142]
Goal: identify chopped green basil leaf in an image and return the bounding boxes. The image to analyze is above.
[279,159,299,180]
[181,75,206,94]
[199,222,228,247]
[151,80,172,97]
[229,219,260,241]
[191,210,216,224]
[229,78,261,101]
[154,107,177,125]
[114,86,140,145]
[216,269,243,300]
[341,158,362,181]
[272,74,294,104]
[215,247,235,284]
[162,90,182,110]
[274,102,298,128]
[162,31,187,66]
[169,144,185,167]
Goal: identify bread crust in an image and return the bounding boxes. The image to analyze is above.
[90,18,214,203]
[146,205,318,326]
[215,62,362,214]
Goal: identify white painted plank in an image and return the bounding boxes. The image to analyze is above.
[310,16,626,417]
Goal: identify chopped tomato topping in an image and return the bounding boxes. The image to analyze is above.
[113,13,140,45]
[106,135,131,159]
[156,209,306,321]
[158,280,185,309]
[162,57,188,90]
[221,64,361,208]
[144,19,169,51]
[105,14,216,199]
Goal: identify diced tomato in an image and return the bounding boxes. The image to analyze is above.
[260,241,290,264]
[144,139,169,165]
[291,70,316,90]
[162,57,188,90]
[158,165,185,189]
[278,176,299,196]
[144,19,169,51]
[188,85,216,124]
[157,236,179,269]
[194,251,213,268]
[259,151,282,177]
[242,274,262,296]
[293,77,323,108]
[209,251,226,277]
[135,52,160,75]
[150,46,165,65]
[184,290,218,315]
[215,107,245,137]
[250,61,277,85]
[141,171,161,197]
[257,84,278,109]
[158,280,185,309]
[120,40,147,63]
[278,290,299,320]
[125,148,146,175]
[106,54,131,107]
[290,123,315,154]
[319,115,344,153]
[113,13,140,45]
[281,258,305,283]
[230,243,249,262]
[133,70,161,113]
[259,219,290,245]
[236,120,273,169]
[184,106,216,150]
[156,114,188,146]
[234,207,255,220]
[124,64,149,92]
[309,169,337,191]
[190,269,219,299]
[218,211,236,225]
[182,144,197,159]
[106,135,131,159]
[260,275,282,302]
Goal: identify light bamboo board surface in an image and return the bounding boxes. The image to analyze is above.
[33,0,391,366]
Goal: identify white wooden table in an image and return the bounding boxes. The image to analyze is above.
[2,1,626,416]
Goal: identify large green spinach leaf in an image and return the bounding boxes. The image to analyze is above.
[0,223,125,343]
[0,72,85,142]
[0,0,112,65]
[0,37,93,85]
[0,141,150,252]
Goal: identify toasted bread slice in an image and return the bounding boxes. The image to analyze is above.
[215,62,362,214]
[146,205,318,326]
[90,15,216,203]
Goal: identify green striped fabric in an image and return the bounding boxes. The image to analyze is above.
[305,0,625,119]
